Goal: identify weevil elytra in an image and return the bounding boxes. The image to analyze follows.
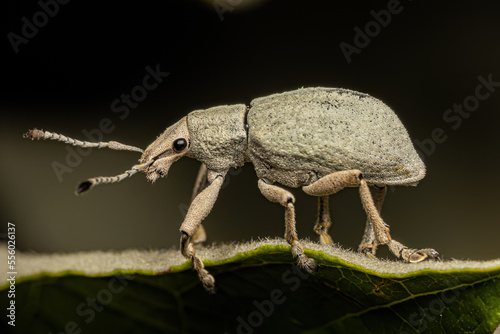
[24,87,439,292]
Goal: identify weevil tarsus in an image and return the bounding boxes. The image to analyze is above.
[179,170,227,292]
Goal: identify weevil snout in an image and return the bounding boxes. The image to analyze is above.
[144,155,180,183]
[139,116,191,183]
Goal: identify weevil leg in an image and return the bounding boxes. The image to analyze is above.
[358,185,387,257]
[358,178,439,262]
[180,170,226,293]
[303,170,439,263]
[314,196,334,245]
[303,169,363,247]
[258,179,316,272]
[191,163,208,244]
[302,170,363,197]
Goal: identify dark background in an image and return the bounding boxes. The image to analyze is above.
[1,0,499,261]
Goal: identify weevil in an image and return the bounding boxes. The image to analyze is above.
[24,87,439,292]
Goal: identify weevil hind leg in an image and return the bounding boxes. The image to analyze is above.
[387,240,440,262]
[358,178,439,262]
[314,196,334,246]
[258,179,316,272]
[180,170,226,293]
[357,185,387,257]
[303,170,439,263]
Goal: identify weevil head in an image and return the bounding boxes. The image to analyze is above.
[139,117,191,183]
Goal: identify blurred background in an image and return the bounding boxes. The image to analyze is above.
[1,0,499,261]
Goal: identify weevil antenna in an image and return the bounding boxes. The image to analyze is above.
[23,129,144,153]
[76,162,149,195]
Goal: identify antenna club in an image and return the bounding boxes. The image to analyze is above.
[76,181,94,195]
[23,129,45,140]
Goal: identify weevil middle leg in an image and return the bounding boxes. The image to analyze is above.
[258,179,316,272]
[303,170,439,263]
[314,196,334,246]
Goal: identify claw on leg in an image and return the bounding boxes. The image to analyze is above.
[359,245,377,259]
[285,201,317,273]
[388,240,440,263]
[181,232,216,293]
[290,236,316,273]
[192,256,216,293]
[358,179,439,263]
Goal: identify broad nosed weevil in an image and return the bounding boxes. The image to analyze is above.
[24,87,439,293]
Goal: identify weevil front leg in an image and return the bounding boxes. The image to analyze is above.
[314,196,334,245]
[180,170,226,293]
[303,170,439,263]
[191,163,208,244]
[258,179,316,272]
[358,185,387,257]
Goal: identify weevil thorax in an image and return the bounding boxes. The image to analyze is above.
[139,117,191,183]
[185,104,248,172]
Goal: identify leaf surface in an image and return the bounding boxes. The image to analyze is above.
[2,240,499,334]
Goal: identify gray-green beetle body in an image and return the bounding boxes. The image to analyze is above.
[25,86,438,293]
[245,87,425,188]
[169,87,424,189]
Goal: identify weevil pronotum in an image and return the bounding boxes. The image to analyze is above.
[24,87,439,292]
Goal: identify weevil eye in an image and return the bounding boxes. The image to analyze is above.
[173,138,188,152]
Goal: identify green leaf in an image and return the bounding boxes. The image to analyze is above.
[2,239,500,334]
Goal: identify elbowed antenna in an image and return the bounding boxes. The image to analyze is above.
[23,129,144,153]
[76,162,150,195]
[23,128,149,194]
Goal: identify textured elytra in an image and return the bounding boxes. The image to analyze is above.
[247,87,425,187]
